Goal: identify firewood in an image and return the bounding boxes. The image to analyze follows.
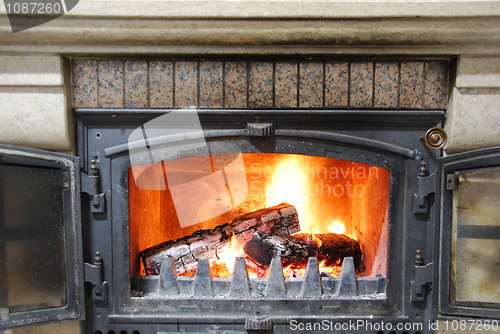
[140,203,300,275]
[244,232,363,271]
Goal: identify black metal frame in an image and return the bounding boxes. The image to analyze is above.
[438,146,500,320]
[76,109,444,333]
[0,144,84,330]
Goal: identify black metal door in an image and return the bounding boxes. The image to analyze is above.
[0,144,85,330]
[439,146,500,322]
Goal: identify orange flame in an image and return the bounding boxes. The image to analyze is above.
[265,155,346,235]
[266,156,315,232]
[328,220,346,234]
[284,259,342,278]
[212,155,349,278]
[213,234,244,277]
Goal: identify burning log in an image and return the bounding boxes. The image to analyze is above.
[140,203,300,275]
[244,232,363,272]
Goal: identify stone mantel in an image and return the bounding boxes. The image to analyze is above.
[0,1,500,55]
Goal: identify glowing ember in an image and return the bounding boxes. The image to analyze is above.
[284,259,343,278]
[213,234,244,278]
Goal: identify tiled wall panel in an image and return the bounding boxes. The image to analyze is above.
[299,61,324,108]
[97,60,123,108]
[199,61,224,109]
[224,61,248,109]
[72,58,449,110]
[125,60,148,108]
[400,61,425,109]
[149,60,174,108]
[275,61,298,108]
[350,61,374,108]
[325,61,349,108]
[248,62,274,108]
[374,61,399,108]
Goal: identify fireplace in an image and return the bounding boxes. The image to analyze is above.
[1,56,500,334]
[76,108,442,333]
[1,108,500,333]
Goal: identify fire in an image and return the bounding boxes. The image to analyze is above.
[212,155,349,278]
[213,234,244,278]
[265,155,346,235]
[266,156,317,233]
[328,220,346,234]
[132,152,390,280]
[284,259,342,278]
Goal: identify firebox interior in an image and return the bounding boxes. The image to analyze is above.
[129,153,389,280]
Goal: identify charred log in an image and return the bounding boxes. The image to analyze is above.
[244,232,363,271]
[140,203,300,275]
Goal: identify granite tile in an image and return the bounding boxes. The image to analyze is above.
[175,60,198,108]
[248,62,273,108]
[125,60,148,108]
[275,61,298,108]
[199,61,223,109]
[349,61,374,108]
[325,61,349,108]
[98,60,124,108]
[224,61,248,109]
[374,61,399,108]
[400,61,424,109]
[424,60,449,109]
[149,60,174,108]
[72,59,98,108]
[299,61,324,108]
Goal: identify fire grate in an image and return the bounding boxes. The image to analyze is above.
[132,256,385,299]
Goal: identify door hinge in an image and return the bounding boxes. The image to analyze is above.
[412,162,437,215]
[84,252,108,302]
[410,250,433,303]
[81,160,106,214]
[446,172,460,191]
